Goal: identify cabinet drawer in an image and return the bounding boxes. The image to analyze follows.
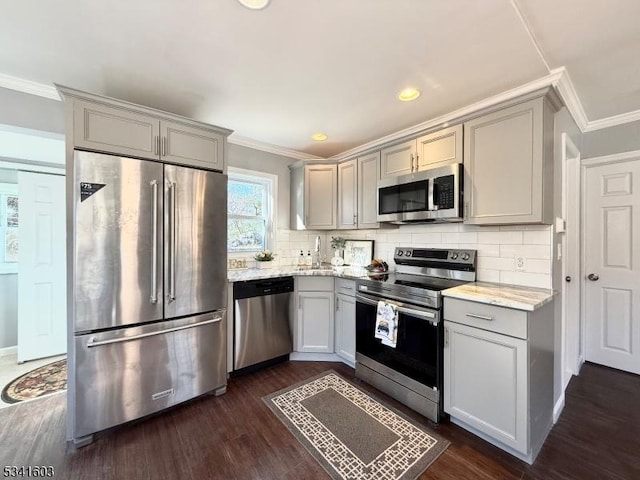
[444,297,528,340]
[297,276,334,292]
[335,278,356,296]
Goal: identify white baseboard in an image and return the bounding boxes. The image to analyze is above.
[290,352,342,363]
[0,345,17,358]
[553,393,565,424]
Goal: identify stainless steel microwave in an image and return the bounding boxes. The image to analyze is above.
[377,163,463,223]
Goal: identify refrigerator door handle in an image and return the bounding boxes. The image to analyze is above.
[150,180,159,304]
[169,181,177,302]
[87,314,223,348]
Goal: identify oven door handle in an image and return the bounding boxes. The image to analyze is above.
[356,293,437,320]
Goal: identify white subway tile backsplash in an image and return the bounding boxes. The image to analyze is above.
[411,233,442,244]
[276,223,553,289]
[477,231,523,245]
[523,230,553,245]
[478,256,516,271]
[442,232,478,244]
[499,271,552,289]
[500,244,552,260]
[476,269,501,283]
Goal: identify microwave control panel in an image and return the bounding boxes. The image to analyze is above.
[434,175,455,209]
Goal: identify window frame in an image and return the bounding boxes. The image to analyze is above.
[0,183,19,274]
[227,167,277,256]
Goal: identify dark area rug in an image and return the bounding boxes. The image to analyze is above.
[263,370,449,480]
[1,359,67,404]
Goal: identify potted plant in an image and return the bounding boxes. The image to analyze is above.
[330,236,346,266]
[254,250,275,269]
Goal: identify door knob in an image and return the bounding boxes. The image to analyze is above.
[565,276,572,282]
[587,273,599,281]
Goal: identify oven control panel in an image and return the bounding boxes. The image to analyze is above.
[394,247,476,267]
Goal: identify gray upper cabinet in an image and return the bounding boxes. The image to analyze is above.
[380,140,415,178]
[61,85,231,172]
[463,96,555,225]
[73,100,160,161]
[290,164,337,230]
[306,164,338,229]
[161,120,224,171]
[380,125,463,179]
[357,152,381,228]
[337,159,357,229]
[416,125,463,170]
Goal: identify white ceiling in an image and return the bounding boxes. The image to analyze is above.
[1,0,639,158]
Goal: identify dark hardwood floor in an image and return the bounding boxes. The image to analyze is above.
[0,361,638,479]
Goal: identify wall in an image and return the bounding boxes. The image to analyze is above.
[582,119,640,158]
[0,274,18,349]
[0,87,64,134]
[0,168,19,349]
[227,143,296,231]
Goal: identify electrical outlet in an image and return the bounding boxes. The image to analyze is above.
[515,256,526,272]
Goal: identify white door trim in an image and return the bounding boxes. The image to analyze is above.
[581,149,640,167]
[560,133,582,390]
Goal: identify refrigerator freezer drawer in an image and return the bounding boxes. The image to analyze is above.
[73,311,226,439]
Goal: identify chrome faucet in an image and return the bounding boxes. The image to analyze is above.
[313,235,321,269]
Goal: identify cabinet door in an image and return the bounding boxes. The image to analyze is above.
[74,100,160,160]
[380,140,415,178]
[416,125,463,170]
[357,152,381,228]
[304,164,337,229]
[296,291,334,353]
[444,321,528,454]
[337,159,357,229]
[463,99,545,224]
[335,293,356,365]
[161,120,224,172]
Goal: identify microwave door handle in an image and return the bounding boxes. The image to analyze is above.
[429,180,438,211]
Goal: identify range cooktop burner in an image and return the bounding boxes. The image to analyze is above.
[356,247,477,309]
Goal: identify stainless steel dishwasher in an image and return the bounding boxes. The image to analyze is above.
[233,276,294,371]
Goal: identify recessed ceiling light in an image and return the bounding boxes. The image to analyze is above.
[397,87,421,102]
[237,0,270,10]
[312,133,328,141]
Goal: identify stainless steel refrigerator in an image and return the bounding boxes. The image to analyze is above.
[71,150,227,443]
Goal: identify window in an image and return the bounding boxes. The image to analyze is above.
[227,168,276,254]
[0,183,19,274]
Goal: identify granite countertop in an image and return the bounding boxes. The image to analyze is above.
[228,265,371,283]
[442,282,556,311]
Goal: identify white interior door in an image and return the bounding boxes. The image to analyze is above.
[584,159,640,374]
[17,171,66,363]
[561,133,581,388]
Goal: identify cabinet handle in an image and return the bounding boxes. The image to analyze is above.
[466,313,493,321]
[444,328,449,347]
[464,202,469,219]
[154,135,159,155]
[410,154,414,172]
[415,153,419,171]
[161,136,167,156]
[336,297,339,311]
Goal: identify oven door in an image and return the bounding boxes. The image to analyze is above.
[355,292,441,389]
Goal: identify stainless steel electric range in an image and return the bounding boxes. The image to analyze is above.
[355,247,477,422]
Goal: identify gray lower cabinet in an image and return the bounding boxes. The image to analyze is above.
[463,95,556,224]
[63,86,230,172]
[295,277,335,352]
[334,279,356,365]
[443,297,554,464]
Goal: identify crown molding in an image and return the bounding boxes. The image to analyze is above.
[228,134,323,161]
[551,67,589,131]
[584,109,640,132]
[330,71,565,161]
[0,73,60,101]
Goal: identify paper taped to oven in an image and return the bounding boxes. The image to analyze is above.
[375,300,398,348]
